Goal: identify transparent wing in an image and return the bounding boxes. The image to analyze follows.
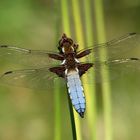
[82,58,140,83]
[78,33,140,62]
[0,66,65,90]
[0,45,61,67]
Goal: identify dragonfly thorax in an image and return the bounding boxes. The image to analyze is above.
[62,46,74,54]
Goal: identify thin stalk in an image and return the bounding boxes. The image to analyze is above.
[68,94,77,140]
[54,83,61,140]
[61,0,78,140]
[94,0,113,140]
[83,0,97,140]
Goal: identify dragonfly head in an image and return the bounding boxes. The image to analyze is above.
[58,33,78,54]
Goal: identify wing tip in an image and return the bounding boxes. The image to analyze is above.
[130,57,139,61]
[129,32,136,36]
[0,45,8,48]
[4,71,13,75]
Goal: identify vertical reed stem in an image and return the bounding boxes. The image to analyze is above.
[94,0,113,140]
[83,0,97,139]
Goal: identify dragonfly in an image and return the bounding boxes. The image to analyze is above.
[0,33,140,118]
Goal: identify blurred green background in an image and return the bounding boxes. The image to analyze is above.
[0,0,140,140]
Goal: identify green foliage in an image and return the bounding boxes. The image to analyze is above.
[0,0,140,140]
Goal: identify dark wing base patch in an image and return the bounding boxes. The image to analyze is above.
[78,63,93,76]
[49,66,66,78]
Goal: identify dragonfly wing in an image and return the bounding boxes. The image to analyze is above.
[103,58,140,78]
[78,33,140,62]
[0,66,65,90]
[82,58,140,83]
[0,45,61,67]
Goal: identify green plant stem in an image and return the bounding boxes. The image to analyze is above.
[94,0,113,140]
[68,93,77,140]
[83,0,97,139]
